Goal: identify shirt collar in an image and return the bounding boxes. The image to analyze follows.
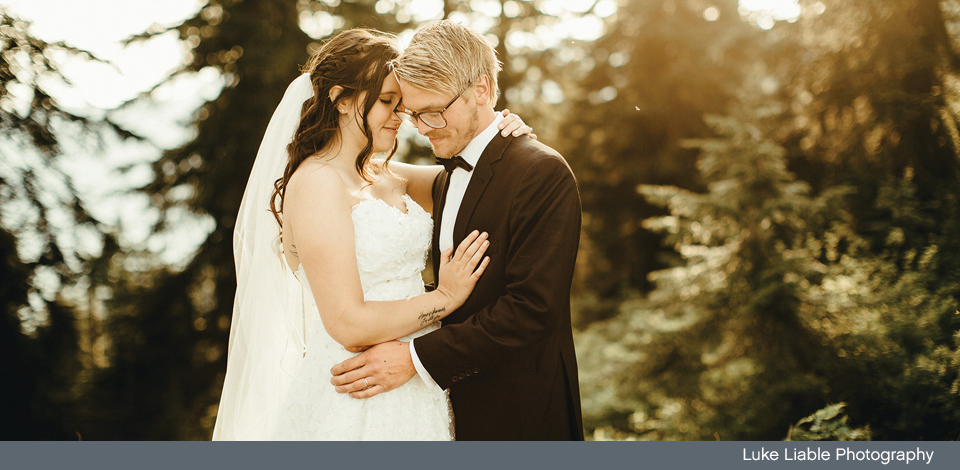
[458,112,504,167]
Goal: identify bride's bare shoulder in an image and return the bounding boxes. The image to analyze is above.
[287,161,349,204]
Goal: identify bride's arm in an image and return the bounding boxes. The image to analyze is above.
[286,165,489,349]
[388,161,441,214]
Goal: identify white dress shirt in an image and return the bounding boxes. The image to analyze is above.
[409,113,505,391]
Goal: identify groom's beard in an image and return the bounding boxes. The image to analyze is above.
[428,111,479,159]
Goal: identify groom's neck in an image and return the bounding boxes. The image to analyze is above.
[472,106,497,139]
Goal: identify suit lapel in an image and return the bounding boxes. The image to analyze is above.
[431,169,450,281]
[452,134,513,244]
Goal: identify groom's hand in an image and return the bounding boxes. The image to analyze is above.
[330,341,416,399]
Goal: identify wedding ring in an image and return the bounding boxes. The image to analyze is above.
[363,377,370,389]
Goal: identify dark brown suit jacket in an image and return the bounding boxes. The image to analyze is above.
[415,133,584,441]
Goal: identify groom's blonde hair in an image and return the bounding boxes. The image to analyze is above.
[394,20,502,106]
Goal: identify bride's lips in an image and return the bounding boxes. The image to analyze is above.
[382,127,398,134]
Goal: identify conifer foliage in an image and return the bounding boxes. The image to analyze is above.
[579,115,853,439]
[579,112,960,440]
[576,0,960,440]
[0,7,109,439]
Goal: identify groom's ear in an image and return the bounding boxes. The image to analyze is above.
[473,75,492,107]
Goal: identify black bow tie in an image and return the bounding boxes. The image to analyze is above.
[436,156,474,173]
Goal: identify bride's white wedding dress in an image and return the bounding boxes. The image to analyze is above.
[270,194,453,440]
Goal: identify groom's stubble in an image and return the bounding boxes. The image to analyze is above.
[415,89,481,159]
[431,105,480,159]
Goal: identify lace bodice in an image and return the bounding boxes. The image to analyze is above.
[351,194,433,301]
[273,193,452,441]
[295,193,436,344]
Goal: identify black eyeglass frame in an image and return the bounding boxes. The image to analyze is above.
[396,88,466,129]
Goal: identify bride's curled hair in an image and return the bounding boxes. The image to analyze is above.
[270,29,400,227]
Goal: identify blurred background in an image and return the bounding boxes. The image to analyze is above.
[2,0,959,441]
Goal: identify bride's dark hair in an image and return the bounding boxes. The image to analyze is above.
[270,28,400,227]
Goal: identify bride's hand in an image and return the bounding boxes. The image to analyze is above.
[435,230,490,310]
[499,109,537,140]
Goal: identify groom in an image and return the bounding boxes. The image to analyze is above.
[331,20,583,440]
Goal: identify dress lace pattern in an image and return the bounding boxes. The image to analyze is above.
[271,194,452,441]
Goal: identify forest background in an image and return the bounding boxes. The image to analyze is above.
[3,0,960,441]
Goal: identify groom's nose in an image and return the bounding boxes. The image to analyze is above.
[416,119,433,136]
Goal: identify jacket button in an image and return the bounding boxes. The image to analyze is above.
[465,371,472,377]
[451,376,458,383]
[458,373,465,379]
[473,367,480,373]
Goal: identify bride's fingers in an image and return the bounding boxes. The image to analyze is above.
[457,232,488,265]
[498,109,536,137]
[471,257,490,280]
[498,113,518,125]
[466,238,489,271]
[454,230,481,261]
[513,125,533,137]
[500,117,528,137]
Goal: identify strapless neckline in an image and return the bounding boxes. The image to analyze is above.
[352,193,417,216]
[292,194,426,276]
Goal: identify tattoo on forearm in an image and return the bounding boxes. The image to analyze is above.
[418,307,445,326]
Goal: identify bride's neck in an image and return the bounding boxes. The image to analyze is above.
[313,133,372,187]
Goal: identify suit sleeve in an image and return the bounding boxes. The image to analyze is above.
[414,154,582,389]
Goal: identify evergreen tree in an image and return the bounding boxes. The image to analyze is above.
[555,0,761,325]
[805,170,960,439]
[81,0,315,440]
[760,0,960,322]
[578,114,960,440]
[760,0,960,438]
[578,0,960,440]
[0,7,115,439]
[578,114,854,440]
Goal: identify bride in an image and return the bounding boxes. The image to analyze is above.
[212,28,532,440]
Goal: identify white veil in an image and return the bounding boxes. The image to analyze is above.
[213,73,315,440]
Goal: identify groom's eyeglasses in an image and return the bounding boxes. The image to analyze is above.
[396,89,465,129]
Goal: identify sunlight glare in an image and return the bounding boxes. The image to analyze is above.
[407,0,444,22]
[739,0,803,20]
[548,0,595,14]
[594,0,617,18]
[704,6,720,22]
[738,0,804,30]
